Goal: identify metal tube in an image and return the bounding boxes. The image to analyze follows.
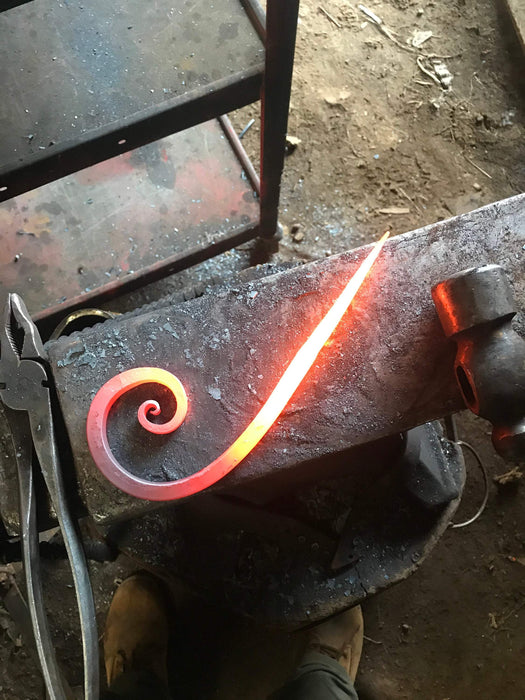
[219,115,260,195]
[259,0,300,238]
[239,0,266,41]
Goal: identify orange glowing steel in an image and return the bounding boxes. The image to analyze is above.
[87,232,389,501]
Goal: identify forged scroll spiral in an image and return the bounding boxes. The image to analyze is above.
[86,233,389,502]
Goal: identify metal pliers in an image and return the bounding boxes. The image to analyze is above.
[0,294,98,700]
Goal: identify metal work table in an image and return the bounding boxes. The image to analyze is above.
[0,0,300,323]
[0,0,264,201]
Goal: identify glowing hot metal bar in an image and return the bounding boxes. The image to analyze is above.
[87,232,389,501]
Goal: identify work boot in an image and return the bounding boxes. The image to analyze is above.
[103,572,170,689]
[305,605,364,682]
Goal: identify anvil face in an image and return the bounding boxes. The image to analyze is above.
[38,194,524,526]
[85,235,389,502]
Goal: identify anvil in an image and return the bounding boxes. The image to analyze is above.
[0,194,523,625]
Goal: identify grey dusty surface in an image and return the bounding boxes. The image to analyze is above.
[1,1,525,699]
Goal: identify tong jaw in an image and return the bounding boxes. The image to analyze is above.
[2,293,45,361]
[0,294,48,412]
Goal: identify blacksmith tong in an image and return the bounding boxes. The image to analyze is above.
[0,294,98,700]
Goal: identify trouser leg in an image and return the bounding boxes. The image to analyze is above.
[101,669,172,700]
[272,651,359,700]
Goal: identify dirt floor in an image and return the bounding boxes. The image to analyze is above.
[1,0,525,698]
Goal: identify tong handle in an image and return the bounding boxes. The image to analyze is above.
[29,391,100,700]
[12,415,70,700]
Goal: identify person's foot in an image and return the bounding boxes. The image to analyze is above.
[103,572,170,688]
[305,605,364,682]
